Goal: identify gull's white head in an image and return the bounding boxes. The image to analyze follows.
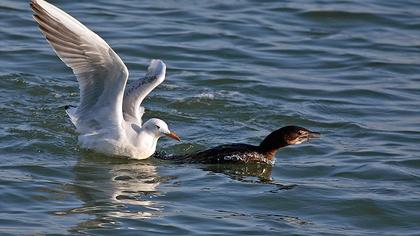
[143,118,181,141]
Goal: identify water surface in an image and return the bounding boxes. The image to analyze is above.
[1,0,420,235]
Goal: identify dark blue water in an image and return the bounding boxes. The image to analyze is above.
[1,0,420,235]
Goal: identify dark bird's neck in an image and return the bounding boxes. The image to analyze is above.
[258,129,289,161]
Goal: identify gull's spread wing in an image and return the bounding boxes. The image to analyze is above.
[123,60,166,124]
[31,0,129,132]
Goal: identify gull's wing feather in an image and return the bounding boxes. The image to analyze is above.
[123,60,166,124]
[31,0,128,132]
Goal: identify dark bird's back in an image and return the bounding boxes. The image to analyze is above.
[163,143,273,164]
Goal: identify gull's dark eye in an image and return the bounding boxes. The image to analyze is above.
[156,125,160,129]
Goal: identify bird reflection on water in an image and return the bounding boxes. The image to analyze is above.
[202,164,297,190]
[54,150,297,232]
[57,152,166,232]
[154,151,297,189]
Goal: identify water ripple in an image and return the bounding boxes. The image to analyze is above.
[1,0,420,235]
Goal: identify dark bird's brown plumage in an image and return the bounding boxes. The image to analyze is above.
[156,126,320,164]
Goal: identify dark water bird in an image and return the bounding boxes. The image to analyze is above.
[156,126,320,165]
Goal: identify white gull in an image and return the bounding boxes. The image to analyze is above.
[31,0,180,159]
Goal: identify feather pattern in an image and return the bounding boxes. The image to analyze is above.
[123,60,166,124]
[31,0,129,132]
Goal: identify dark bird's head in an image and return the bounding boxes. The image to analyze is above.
[259,126,320,159]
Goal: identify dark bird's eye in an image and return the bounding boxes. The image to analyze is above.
[156,125,160,129]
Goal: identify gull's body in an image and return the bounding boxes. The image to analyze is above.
[31,0,180,159]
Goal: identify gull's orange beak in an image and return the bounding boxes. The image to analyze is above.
[165,132,181,141]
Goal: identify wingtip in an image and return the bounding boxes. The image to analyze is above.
[149,59,166,69]
[30,0,43,14]
[29,0,36,10]
[30,0,51,14]
[30,0,40,8]
[147,59,166,78]
[30,0,45,5]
